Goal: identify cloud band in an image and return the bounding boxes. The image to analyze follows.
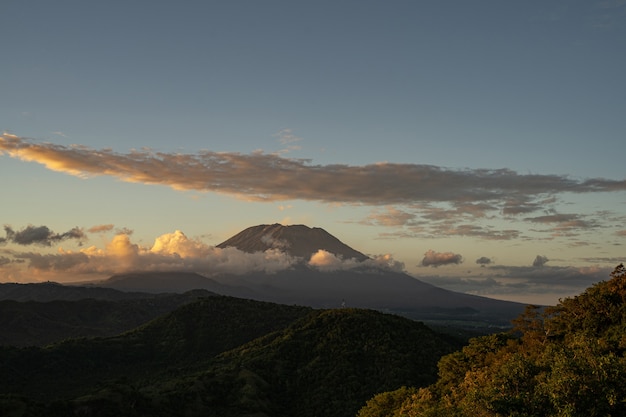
[2,134,625,205]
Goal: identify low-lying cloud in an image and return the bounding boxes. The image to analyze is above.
[308,250,406,273]
[0,229,405,282]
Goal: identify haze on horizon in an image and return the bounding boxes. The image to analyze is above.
[1,1,625,306]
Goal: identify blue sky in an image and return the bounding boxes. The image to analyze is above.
[2,0,625,304]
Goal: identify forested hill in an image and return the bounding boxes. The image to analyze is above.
[213,308,456,417]
[0,297,457,417]
[357,263,626,417]
[0,290,217,347]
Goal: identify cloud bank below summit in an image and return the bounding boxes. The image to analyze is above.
[0,228,404,282]
[0,224,617,304]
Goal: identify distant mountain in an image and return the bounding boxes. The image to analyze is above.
[0,281,153,302]
[94,224,526,327]
[0,290,215,347]
[217,223,369,261]
[103,271,240,293]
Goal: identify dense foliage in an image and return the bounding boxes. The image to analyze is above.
[0,296,311,401]
[0,297,456,417]
[357,263,626,417]
[212,308,456,417]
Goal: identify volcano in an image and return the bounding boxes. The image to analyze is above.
[102,224,527,326]
[217,223,369,261]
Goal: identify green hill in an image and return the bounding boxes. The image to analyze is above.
[0,297,456,417]
[212,308,457,417]
[0,296,312,402]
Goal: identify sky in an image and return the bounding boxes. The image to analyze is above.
[1,0,625,305]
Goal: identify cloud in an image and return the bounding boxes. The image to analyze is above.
[306,249,405,273]
[150,230,212,258]
[5,229,420,280]
[362,206,418,227]
[524,213,599,231]
[366,253,406,273]
[360,204,518,240]
[88,224,115,233]
[308,250,360,272]
[533,255,549,267]
[436,224,521,240]
[1,230,302,280]
[420,264,613,304]
[274,128,303,154]
[476,256,492,266]
[421,249,463,267]
[260,234,290,250]
[1,225,85,246]
[2,134,625,206]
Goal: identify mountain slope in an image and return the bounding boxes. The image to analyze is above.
[0,281,153,302]
[0,295,313,402]
[92,224,526,326]
[101,271,257,296]
[217,223,369,261]
[209,308,457,417]
[0,290,215,347]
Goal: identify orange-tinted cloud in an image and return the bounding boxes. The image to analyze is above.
[88,224,115,233]
[3,134,625,206]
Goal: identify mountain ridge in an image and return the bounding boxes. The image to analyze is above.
[96,224,526,326]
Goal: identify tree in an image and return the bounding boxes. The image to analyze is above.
[356,387,418,417]
[372,264,626,417]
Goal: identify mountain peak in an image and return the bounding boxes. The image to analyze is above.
[217,224,369,261]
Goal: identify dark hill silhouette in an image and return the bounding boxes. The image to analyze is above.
[0,296,313,403]
[0,290,216,347]
[0,281,152,302]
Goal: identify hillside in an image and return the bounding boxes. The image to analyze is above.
[0,290,215,347]
[0,281,153,302]
[0,296,312,402]
[357,263,626,417]
[217,223,369,261]
[211,308,457,417]
[101,271,255,296]
[0,298,457,417]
